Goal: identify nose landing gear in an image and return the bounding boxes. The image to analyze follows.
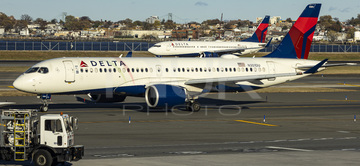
[38,94,51,112]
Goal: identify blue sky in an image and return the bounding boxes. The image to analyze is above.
[1,0,359,23]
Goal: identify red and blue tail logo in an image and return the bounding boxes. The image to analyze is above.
[265,4,321,59]
[243,15,269,43]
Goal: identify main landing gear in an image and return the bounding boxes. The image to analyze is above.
[186,100,201,112]
[38,94,51,112]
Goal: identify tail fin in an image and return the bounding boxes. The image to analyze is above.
[264,3,321,59]
[242,15,270,43]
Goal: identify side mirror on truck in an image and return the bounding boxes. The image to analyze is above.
[71,117,79,130]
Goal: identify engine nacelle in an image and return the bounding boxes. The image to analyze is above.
[145,84,186,107]
[90,94,126,103]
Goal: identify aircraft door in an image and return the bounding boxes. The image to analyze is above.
[266,61,276,74]
[63,60,75,83]
[166,44,171,51]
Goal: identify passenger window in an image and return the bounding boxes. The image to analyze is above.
[95,68,98,73]
[166,68,169,72]
[113,68,116,72]
[246,68,248,72]
[90,68,93,73]
[80,69,84,73]
[104,68,107,72]
[141,68,144,72]
[145,68,148,72]
[85,68,88,73]
[99,68,103,73]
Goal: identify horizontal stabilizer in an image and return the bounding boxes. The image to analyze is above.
[304,59,328,74]
[265,38,272,47]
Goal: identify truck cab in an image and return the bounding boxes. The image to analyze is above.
[40,114,76,148]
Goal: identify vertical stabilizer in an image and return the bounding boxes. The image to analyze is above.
[242,15,270,43]
[265,4,321,59]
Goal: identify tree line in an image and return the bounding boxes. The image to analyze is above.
[1,12,360,37]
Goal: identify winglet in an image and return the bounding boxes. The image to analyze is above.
[304,59,328,74]
[126,51,132,57]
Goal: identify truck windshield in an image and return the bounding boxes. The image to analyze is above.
[63,117,73,132]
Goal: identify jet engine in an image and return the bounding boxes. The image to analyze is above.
[145,84,186,108]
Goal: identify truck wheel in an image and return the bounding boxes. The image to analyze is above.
[34,149,53,166]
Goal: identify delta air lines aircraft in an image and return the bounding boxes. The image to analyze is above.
[148,15,270,57]
[14,4,348,112]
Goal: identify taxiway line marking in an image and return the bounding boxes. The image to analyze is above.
[235,120,278,127]
[266,146,313,152]
[318,99,360,102]
[251,104,360,109]
[337,83,360,87]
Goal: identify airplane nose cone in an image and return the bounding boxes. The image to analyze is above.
[13,76,35,93]
[148,47,155,54]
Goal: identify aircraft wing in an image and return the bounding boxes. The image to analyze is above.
[185,72,297,86]
[201,46,264,57]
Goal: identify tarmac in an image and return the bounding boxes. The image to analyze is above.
[1,71,360,165]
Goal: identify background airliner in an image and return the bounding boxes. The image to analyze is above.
[148,15,270,57]
[14,4,349,112]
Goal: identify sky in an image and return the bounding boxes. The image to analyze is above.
[1,0,359,23]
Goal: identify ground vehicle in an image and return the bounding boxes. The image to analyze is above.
[0,109,84,166]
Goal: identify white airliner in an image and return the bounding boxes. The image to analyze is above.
[13,4,350,112]
[148,15,270,57]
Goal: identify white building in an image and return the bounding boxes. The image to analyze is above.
[0,28,4,35]
[146,16,160,24]
[270,16,281,24]
[354,31,360,41]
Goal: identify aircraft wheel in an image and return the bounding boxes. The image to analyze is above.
[40,105,49,112]
[186,102,201,112]
[191,102,201,112]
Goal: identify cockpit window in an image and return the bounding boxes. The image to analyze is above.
[153,45,161,47]
[38,67,49,74]
[25,67,39,73]
[24,67,49,74]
